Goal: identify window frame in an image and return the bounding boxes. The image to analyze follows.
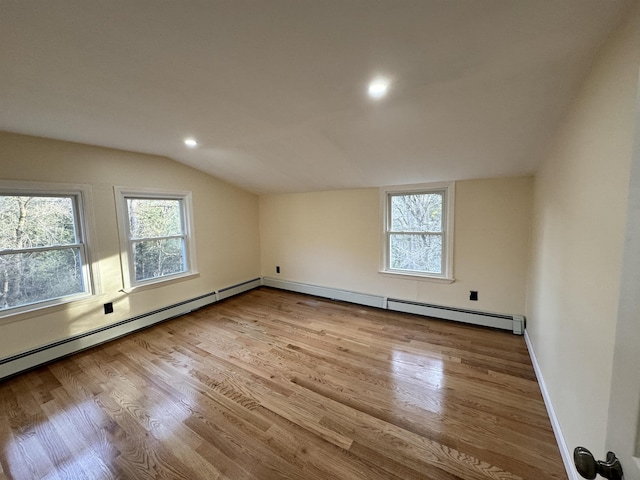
[0,181,97,318]
[380,182,455,282]
[114,187,197,290]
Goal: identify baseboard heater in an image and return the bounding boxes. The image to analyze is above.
[0,278,261,381]
[386,298,524,335]
[262,277,386,308]
[262,277,524,335]
[218,278,262,301]
[1,277,523,380]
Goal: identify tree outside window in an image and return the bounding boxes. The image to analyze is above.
[116,188,196,289]
[389,192,444,274]
[127,198,187,281]
[381,183,454,280]
[0,193,90,313]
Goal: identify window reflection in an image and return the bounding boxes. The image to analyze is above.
[390,349,445,414]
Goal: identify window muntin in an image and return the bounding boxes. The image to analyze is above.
[382,183,454,280]
[388,191,444,274]
[116,189,196,288]
[127,198,187,282]
[0,192,91,314]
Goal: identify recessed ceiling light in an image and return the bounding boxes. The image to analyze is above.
[184,137,198,148]
[368,78,390,99]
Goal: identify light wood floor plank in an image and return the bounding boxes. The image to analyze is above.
[0,287,567,479]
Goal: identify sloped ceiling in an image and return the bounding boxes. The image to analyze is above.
[0,1,632,194]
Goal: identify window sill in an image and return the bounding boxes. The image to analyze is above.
[0,292,101,325]
[378,270,455,284]
[121,271,200,294]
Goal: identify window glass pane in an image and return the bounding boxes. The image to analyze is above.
[132,238,186,281]
[391,193,442,232]
[0,195,77,249]
[0,248,84,311]
[127,198,182,239]
[390,234,442,274]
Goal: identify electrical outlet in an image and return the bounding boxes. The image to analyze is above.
[104,302,114,314]
[276,266,281,274]
[469,291,478,301]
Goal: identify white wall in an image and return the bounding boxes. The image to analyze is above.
[0,132,260,359]
[260,176,533,315]
[527,2,640,457]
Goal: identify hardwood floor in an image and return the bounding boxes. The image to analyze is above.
[0,287,567,480]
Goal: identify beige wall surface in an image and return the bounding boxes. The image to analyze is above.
[260,176,533,315]
[0,132,260,358]
[527,3,640,457]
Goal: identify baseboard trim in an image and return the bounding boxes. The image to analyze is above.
[0,278,261,381]
[387,298,524,334]
[262,277,386,308]
[218,278,262,301]
[524,329,577,480]
[263,277,524,334]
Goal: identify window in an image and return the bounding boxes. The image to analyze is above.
[0,184,94,316]
[381,182,454,280]
[115,188,196,289]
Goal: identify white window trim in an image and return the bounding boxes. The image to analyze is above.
[379,181,455,282]
[0,180,99,319]
[114,186,198,292]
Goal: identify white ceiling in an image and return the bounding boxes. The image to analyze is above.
[0,1,631,194]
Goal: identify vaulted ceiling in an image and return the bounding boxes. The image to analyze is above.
[0,1,632,194]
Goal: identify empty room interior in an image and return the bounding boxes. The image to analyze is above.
[1,1,640,479]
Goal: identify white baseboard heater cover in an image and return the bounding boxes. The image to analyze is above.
[1,277,524,380]
[0,278,261,380]
[263,277,524,335]
[387,298,524,335]
[218,278,262,301]
[262,277,386,309]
